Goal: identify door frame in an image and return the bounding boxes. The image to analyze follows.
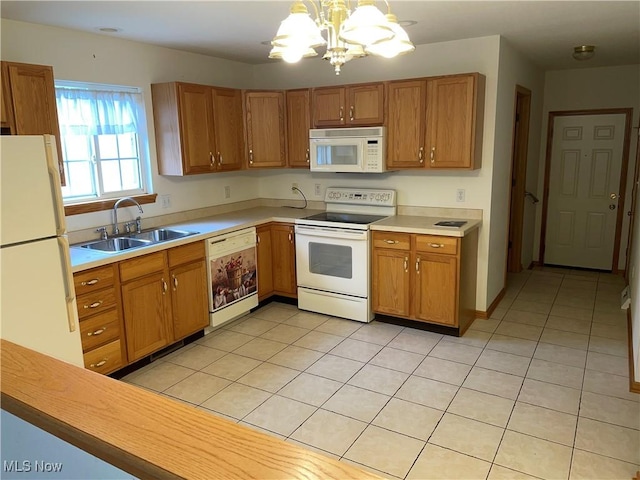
[507,85,532,274]
[539,108,633,272]
[624,118,640,281]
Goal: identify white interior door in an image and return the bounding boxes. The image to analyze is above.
[545,114,626,270]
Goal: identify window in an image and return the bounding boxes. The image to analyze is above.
[55,81,150,202]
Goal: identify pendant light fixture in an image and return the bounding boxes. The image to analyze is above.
[269,0,415,75]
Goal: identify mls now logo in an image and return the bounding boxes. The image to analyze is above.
[3,460,63,473]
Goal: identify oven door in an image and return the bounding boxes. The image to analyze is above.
[295,225,369,297]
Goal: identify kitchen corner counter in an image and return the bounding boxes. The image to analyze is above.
[70,206,323,272]
[371,215,481,237]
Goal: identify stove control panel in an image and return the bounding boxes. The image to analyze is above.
[325,187,396,207]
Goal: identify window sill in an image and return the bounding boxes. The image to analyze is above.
[64,194,157,216]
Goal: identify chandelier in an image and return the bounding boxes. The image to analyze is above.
[269,0,415,75]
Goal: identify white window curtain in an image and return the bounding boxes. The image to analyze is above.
[56,87,140,136]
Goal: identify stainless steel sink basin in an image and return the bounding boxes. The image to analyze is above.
[78,237,152,252]
[130,228,197,242]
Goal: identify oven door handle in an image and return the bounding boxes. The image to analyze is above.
[295,225,368,240]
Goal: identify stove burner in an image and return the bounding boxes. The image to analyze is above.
[302,212,387,225]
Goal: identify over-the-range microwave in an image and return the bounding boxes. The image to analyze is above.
[309,126,386,173]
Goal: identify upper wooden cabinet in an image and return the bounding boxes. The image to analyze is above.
[386,73,484,170]
[151,82,244,175]
[312,83,384,127]
[244,91,287,168]
[1,61,65,184]
[285,89,311,168]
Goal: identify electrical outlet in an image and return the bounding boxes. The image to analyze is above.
[291,182,298,192]
[160,194,172,209]
[315,184,321,197]
[224,186,231,199]
[456,189,466,202]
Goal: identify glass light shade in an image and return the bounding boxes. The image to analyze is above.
[365,14,415,58]
[271,3,326,49]
[572,45,595,61]
[345,43,367,60]
[339,2,394,46]
[269,45,318,63]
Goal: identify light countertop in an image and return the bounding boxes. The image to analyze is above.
[70,206,481,272]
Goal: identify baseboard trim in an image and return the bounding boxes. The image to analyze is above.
[475,288,506,320]
[627,309,640,394]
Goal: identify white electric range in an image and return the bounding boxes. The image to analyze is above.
[294,187,397,322]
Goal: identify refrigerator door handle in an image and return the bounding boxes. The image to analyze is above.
[44,136,67,236]
[57,236,78,333]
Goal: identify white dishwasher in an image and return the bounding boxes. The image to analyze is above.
[206,227,258,329]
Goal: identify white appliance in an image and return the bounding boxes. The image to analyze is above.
[206,227,258,329]
[0,135,83,366]
[309,126,386,173]
[295,187,396,322]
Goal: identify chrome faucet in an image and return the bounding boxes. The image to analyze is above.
[113,197,143,235]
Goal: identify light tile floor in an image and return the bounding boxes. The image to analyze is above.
[122,268,639,479]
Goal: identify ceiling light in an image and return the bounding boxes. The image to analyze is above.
[269,0,414,75]
[572,45,595,61]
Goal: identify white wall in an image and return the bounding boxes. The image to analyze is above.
[534,64,640,269]
[1,19,261,232]
[490,38,546,297]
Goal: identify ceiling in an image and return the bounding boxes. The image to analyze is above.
[2,1,639,71]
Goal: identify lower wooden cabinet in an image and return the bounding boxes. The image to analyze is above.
[372,230,478,332]
[120,243,209,363]
[256,222,297,299]
[73,264,127,375]
[74,241,209,373]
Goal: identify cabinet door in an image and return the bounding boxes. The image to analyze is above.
[256,224,274,301]
[312,87,345,127]
[386,80,426,169]
[177,83,216,174]
[3,62,65,184]
[286,89,311,168]
[425,74,479,169]
[245,91,286,168]
[271,223,296,296]
[414,253,458,325]
[170,260,209,340]
[121,272,172,362]
[372,248,410,317]
[348,83,384,126]
[212,87,244,171]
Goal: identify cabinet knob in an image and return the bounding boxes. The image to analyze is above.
[430,147,436,163]
[384,239,399,244]
[403,256,408,272]
[209,152,214,166]
[249,149,254,165]
[87,327,106,337]
[90,359,108,368]
[84,301,103,309]
[428,243,445,248]
[218,152,223,165]
[415,257,421,273]
[162,278,168,294]
[418,147,424,164]
[305,149,310,163]
[81,278,100,286]
[339,106,344,122]
[172,274,178,290]
[349,105,354,122]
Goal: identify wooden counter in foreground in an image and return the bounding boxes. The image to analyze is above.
[1,339,380,479]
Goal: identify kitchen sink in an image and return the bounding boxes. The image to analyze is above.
[73,228,199,253]
[78,237,152,252]
[130,228,197,242]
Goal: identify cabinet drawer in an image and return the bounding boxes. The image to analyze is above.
[120,251,165,282]
[74,265,115,295]
[84,340,123,375]
[415,235,459,255]
[372,232,411,250]
[80,308,120,351]
[77,288,117,319]
[168,241,204,268]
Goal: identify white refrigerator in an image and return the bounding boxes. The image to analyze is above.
[0,135,83,366]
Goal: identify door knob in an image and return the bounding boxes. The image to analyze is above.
[610,193,619,200]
